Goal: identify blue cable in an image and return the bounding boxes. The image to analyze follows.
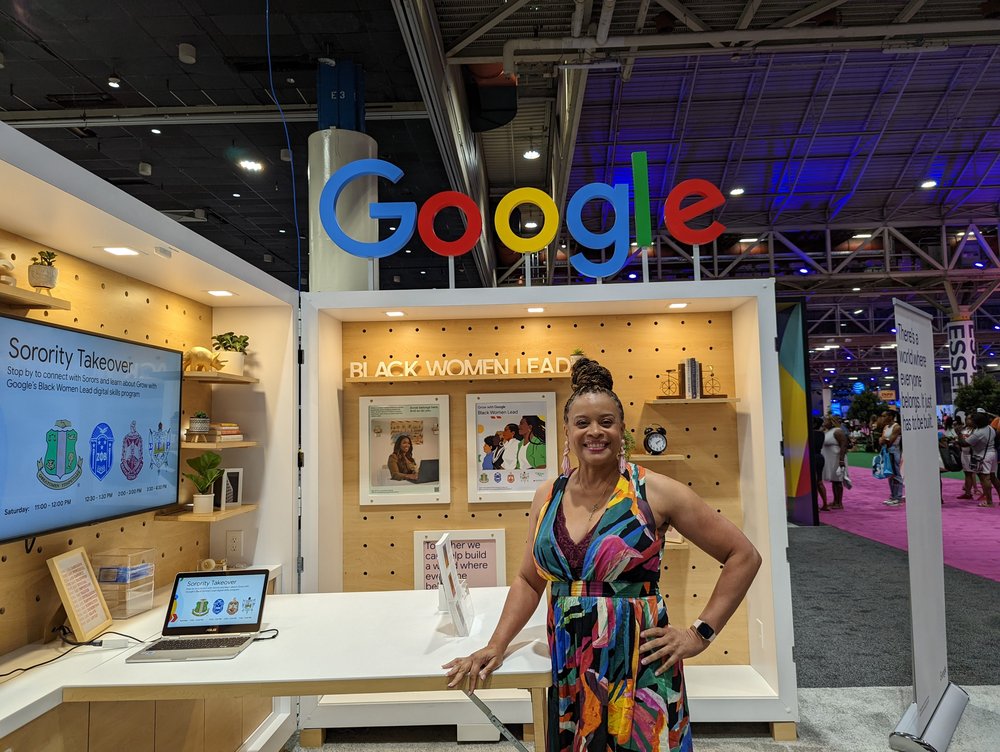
[264,0,303,295]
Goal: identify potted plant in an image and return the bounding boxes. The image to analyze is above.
[28,250,58,289]
[211,331,250,376]
[184,451,223,514]
[188,411,210,435]
[570,347,585,366]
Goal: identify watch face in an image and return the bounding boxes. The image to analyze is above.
[644,431,667,455]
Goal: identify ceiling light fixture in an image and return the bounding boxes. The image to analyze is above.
[103,247,140,256]
[523,220,538,229]
[107,72,121,88]
[627,272,638,279]
[239,159,263,172]
[279,229,286,234]
[729,187,745,196]
[852,287,861,291]
[523,147,540,160]
[853,309,864,314]
[853,233,872,239]
[527,307,544,313]
[232,193,241,198]
[404,248,412,254]
[920,179,938,189]
[798,267,809,274]
[974,261,986,268]
[385,311,405,317]
[739,237,758,243]
[150,128,161,135]
[668,302,688,309]
[389,225,397,231]
[178,43,197,65]
[207,290,234,297]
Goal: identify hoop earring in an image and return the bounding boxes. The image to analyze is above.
[618,442,627,474]
[562,441,572,476]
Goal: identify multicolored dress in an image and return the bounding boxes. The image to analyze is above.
[533,463,692,752]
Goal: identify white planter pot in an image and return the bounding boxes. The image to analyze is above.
[192,494,215,514]
[217,351,245,376]
[28,265,58,289]
[188,416,210,433]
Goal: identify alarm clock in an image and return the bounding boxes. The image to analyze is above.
[643,425,667,455]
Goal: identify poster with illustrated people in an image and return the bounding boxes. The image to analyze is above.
[466,392,557,502]
[359,395,450,505]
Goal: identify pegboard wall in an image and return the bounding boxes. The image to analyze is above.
[341,310,751,665]
[0,229,214,655]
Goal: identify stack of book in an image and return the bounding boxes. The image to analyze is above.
[677,358,703,399]
[204,422,244,442]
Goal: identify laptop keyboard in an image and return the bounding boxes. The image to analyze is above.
[146,636,249,651]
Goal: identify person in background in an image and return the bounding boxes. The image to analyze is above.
[809,416,829,511]
[880,410,905,506]
[387,434,418,481]
[820,415,850,510]
[444,357,761,751]
[957,413,982,500]
[958,411,995,507]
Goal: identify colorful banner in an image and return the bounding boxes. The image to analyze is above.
[777,302,815,525]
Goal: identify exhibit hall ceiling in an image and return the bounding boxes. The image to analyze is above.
[2,0,1000,389]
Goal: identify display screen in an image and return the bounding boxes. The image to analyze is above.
[0,314,182,544]
[164,571,268,633]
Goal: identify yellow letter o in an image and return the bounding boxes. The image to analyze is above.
[494,188,559,254]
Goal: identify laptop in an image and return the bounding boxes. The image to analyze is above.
[409,458,439,484]
[126,569,270,663]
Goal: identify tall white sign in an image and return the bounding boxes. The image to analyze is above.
[890,300,968,752]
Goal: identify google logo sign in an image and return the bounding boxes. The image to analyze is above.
[319,152,727,279]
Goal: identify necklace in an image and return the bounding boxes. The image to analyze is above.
[579,474,618,524]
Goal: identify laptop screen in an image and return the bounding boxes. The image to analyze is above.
[161,570,269,636]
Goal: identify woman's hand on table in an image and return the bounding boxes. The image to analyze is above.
[638,625,708,676]
[442,644,504,691]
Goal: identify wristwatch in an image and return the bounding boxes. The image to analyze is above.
[692,618,717,643]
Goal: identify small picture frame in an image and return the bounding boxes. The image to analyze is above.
[46,547,113,643]
[214,468,244,510]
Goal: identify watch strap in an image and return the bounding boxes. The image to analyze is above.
[692,618,716,643]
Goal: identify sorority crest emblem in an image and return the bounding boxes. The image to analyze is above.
[37,419,83,490]
[89,423,114,481]
[120,420,144,481]
[148,421,171,471]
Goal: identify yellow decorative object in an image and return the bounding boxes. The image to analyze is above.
[183,346,225,372]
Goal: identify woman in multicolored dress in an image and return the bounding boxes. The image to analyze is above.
[445,358,761,751]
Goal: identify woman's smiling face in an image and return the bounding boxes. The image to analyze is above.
[565,393,623,466]
[400,437,411,453]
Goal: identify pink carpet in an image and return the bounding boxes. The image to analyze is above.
[818,469,1000,583]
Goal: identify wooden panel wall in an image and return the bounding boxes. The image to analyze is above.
[0,230,213,655]
[341,311,749,665]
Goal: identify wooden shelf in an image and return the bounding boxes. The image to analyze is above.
[180,441,258,450]
[632,453,686,461]
[183,371,259,385]
[0,285,71,310]
[646,398,740,405]
[155,503,258,523]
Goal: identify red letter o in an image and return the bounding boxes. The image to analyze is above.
[417,192,482,257]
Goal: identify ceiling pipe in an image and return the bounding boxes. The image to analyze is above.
[502,18,1000,74]
[596,0,616,45]
[571,0,586,37]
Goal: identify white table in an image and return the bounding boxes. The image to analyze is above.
[58,587,551,746]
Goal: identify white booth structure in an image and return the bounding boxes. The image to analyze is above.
[300,280,799,740]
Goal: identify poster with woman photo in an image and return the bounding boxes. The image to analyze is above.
[359,395,450,505]
[466,392,556,502]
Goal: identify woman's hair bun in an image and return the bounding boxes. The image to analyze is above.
[571,357,614,393]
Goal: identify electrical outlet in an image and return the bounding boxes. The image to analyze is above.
[226,530,244,558]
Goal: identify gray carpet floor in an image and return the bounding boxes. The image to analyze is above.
[281,525,1000,750]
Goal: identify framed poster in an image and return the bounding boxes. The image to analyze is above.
[46,547,113,643]
[413,528,507,590]
[214,468,244,510]
[359,395,450,505]
[467,392,557,502]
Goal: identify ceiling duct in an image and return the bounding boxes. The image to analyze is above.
[464,63,517,133]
